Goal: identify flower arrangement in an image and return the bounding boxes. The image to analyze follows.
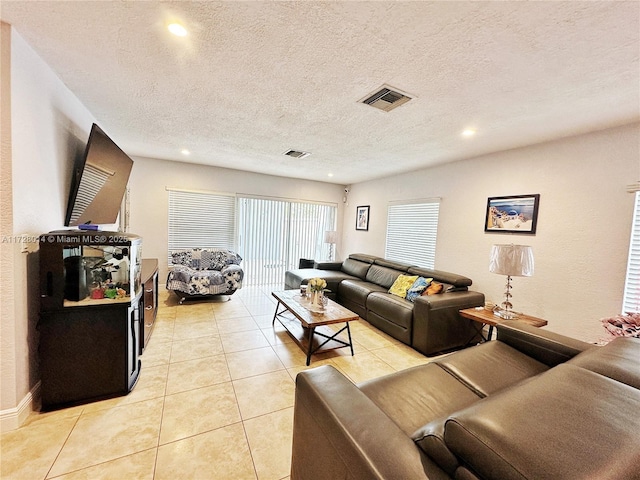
[601,312,640,339]
[308,277,327,293]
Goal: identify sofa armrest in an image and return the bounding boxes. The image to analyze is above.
[496,321,593,367]
[412,291,485,356]
[291,365,446,480]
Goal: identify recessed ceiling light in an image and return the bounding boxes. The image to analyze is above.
[181,149,190,155]
[328,173,334,177]
[168,23,187,37]
[462,129,476,137]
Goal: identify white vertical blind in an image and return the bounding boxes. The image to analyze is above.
[237,197,336,286]
[237,197,288,286]
[623,191,640,313]
[167,189,236,259]
[288,201,335,267]
[385,200,440,269]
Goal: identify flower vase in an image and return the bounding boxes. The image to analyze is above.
[312,291,320,307]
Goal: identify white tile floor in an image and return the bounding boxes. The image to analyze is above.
[1,286,434,480]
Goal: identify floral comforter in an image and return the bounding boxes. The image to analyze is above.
[166,249,244,296]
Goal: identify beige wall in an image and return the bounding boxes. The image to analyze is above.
[1,26,95,426]
[342,123,640,342]
[1,21,16,419]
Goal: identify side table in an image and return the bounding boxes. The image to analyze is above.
[459,307,548,342]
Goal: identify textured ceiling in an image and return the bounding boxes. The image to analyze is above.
[2,1,639,185]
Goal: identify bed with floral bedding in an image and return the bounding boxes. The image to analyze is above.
[166,248,244,303]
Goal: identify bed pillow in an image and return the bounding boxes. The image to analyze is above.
[388,274,419,298]
[406,277,433,302]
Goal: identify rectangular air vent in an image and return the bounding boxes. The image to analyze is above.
[360,85,413,112]
[283,149,311,159]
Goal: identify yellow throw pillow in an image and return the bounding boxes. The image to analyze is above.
[388,275,419,298]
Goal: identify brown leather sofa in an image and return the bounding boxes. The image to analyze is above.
[284,253,485,355]
[290,322,640,480]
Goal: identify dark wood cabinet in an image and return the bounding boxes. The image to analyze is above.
[38,231,142,410]
[39,302,141,409]
[140,259,158,354]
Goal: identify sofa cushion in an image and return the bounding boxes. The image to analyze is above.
[444,364,640,480]
[366,292,414,330]
[348,253,377,264]
[374,258,413,271]
[203,249,242,269]
[435,341,549,397]
[337,279,387,308]
[412,342,548,475]
[341,258,372,279]
[567,336,640,388]
[388,274,419,298]
[365,264,402,288]
[358,363,481,436]
[408,267,472,289]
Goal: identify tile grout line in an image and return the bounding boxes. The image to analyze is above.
[43,413,82,480]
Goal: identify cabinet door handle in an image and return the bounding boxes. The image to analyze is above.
[145,305,153,310]
[145,289,153,293]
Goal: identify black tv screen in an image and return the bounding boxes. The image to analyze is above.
[65,124,133,227]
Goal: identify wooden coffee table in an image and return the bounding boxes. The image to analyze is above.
[272,290,359,365]
[460,307,548,342]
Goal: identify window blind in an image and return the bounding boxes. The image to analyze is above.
[237,197,336,286]
[623,191,640,313]
[167,189,236,259]
[385,201,440,269]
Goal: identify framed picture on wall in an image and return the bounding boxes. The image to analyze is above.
[356,205,370,231]
[485,194,540,234]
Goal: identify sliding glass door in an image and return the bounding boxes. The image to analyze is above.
[237,197,336,286]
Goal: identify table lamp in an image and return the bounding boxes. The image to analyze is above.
[489,244,534,319]
[324,230,337,261]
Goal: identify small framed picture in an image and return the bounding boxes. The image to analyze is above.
[356,205,370,231]
[485,194,540,234]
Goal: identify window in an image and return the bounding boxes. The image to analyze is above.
[167,190,336,286]
[237,196,336,286]
[623,191,640,313]
[167,189,236,259]
[385,200,440,269]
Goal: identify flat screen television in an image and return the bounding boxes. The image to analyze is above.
[64,123,133,227]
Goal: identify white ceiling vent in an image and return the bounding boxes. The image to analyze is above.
[359,85,413,112]
[283,149,311,159]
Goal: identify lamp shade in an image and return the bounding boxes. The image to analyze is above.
[324,230,337,244]
[489,244,534,277]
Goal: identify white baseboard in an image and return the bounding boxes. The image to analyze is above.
[0,381,40,432]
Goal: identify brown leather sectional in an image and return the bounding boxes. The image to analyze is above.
[290,321,640,480]
[284,253,485,355]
